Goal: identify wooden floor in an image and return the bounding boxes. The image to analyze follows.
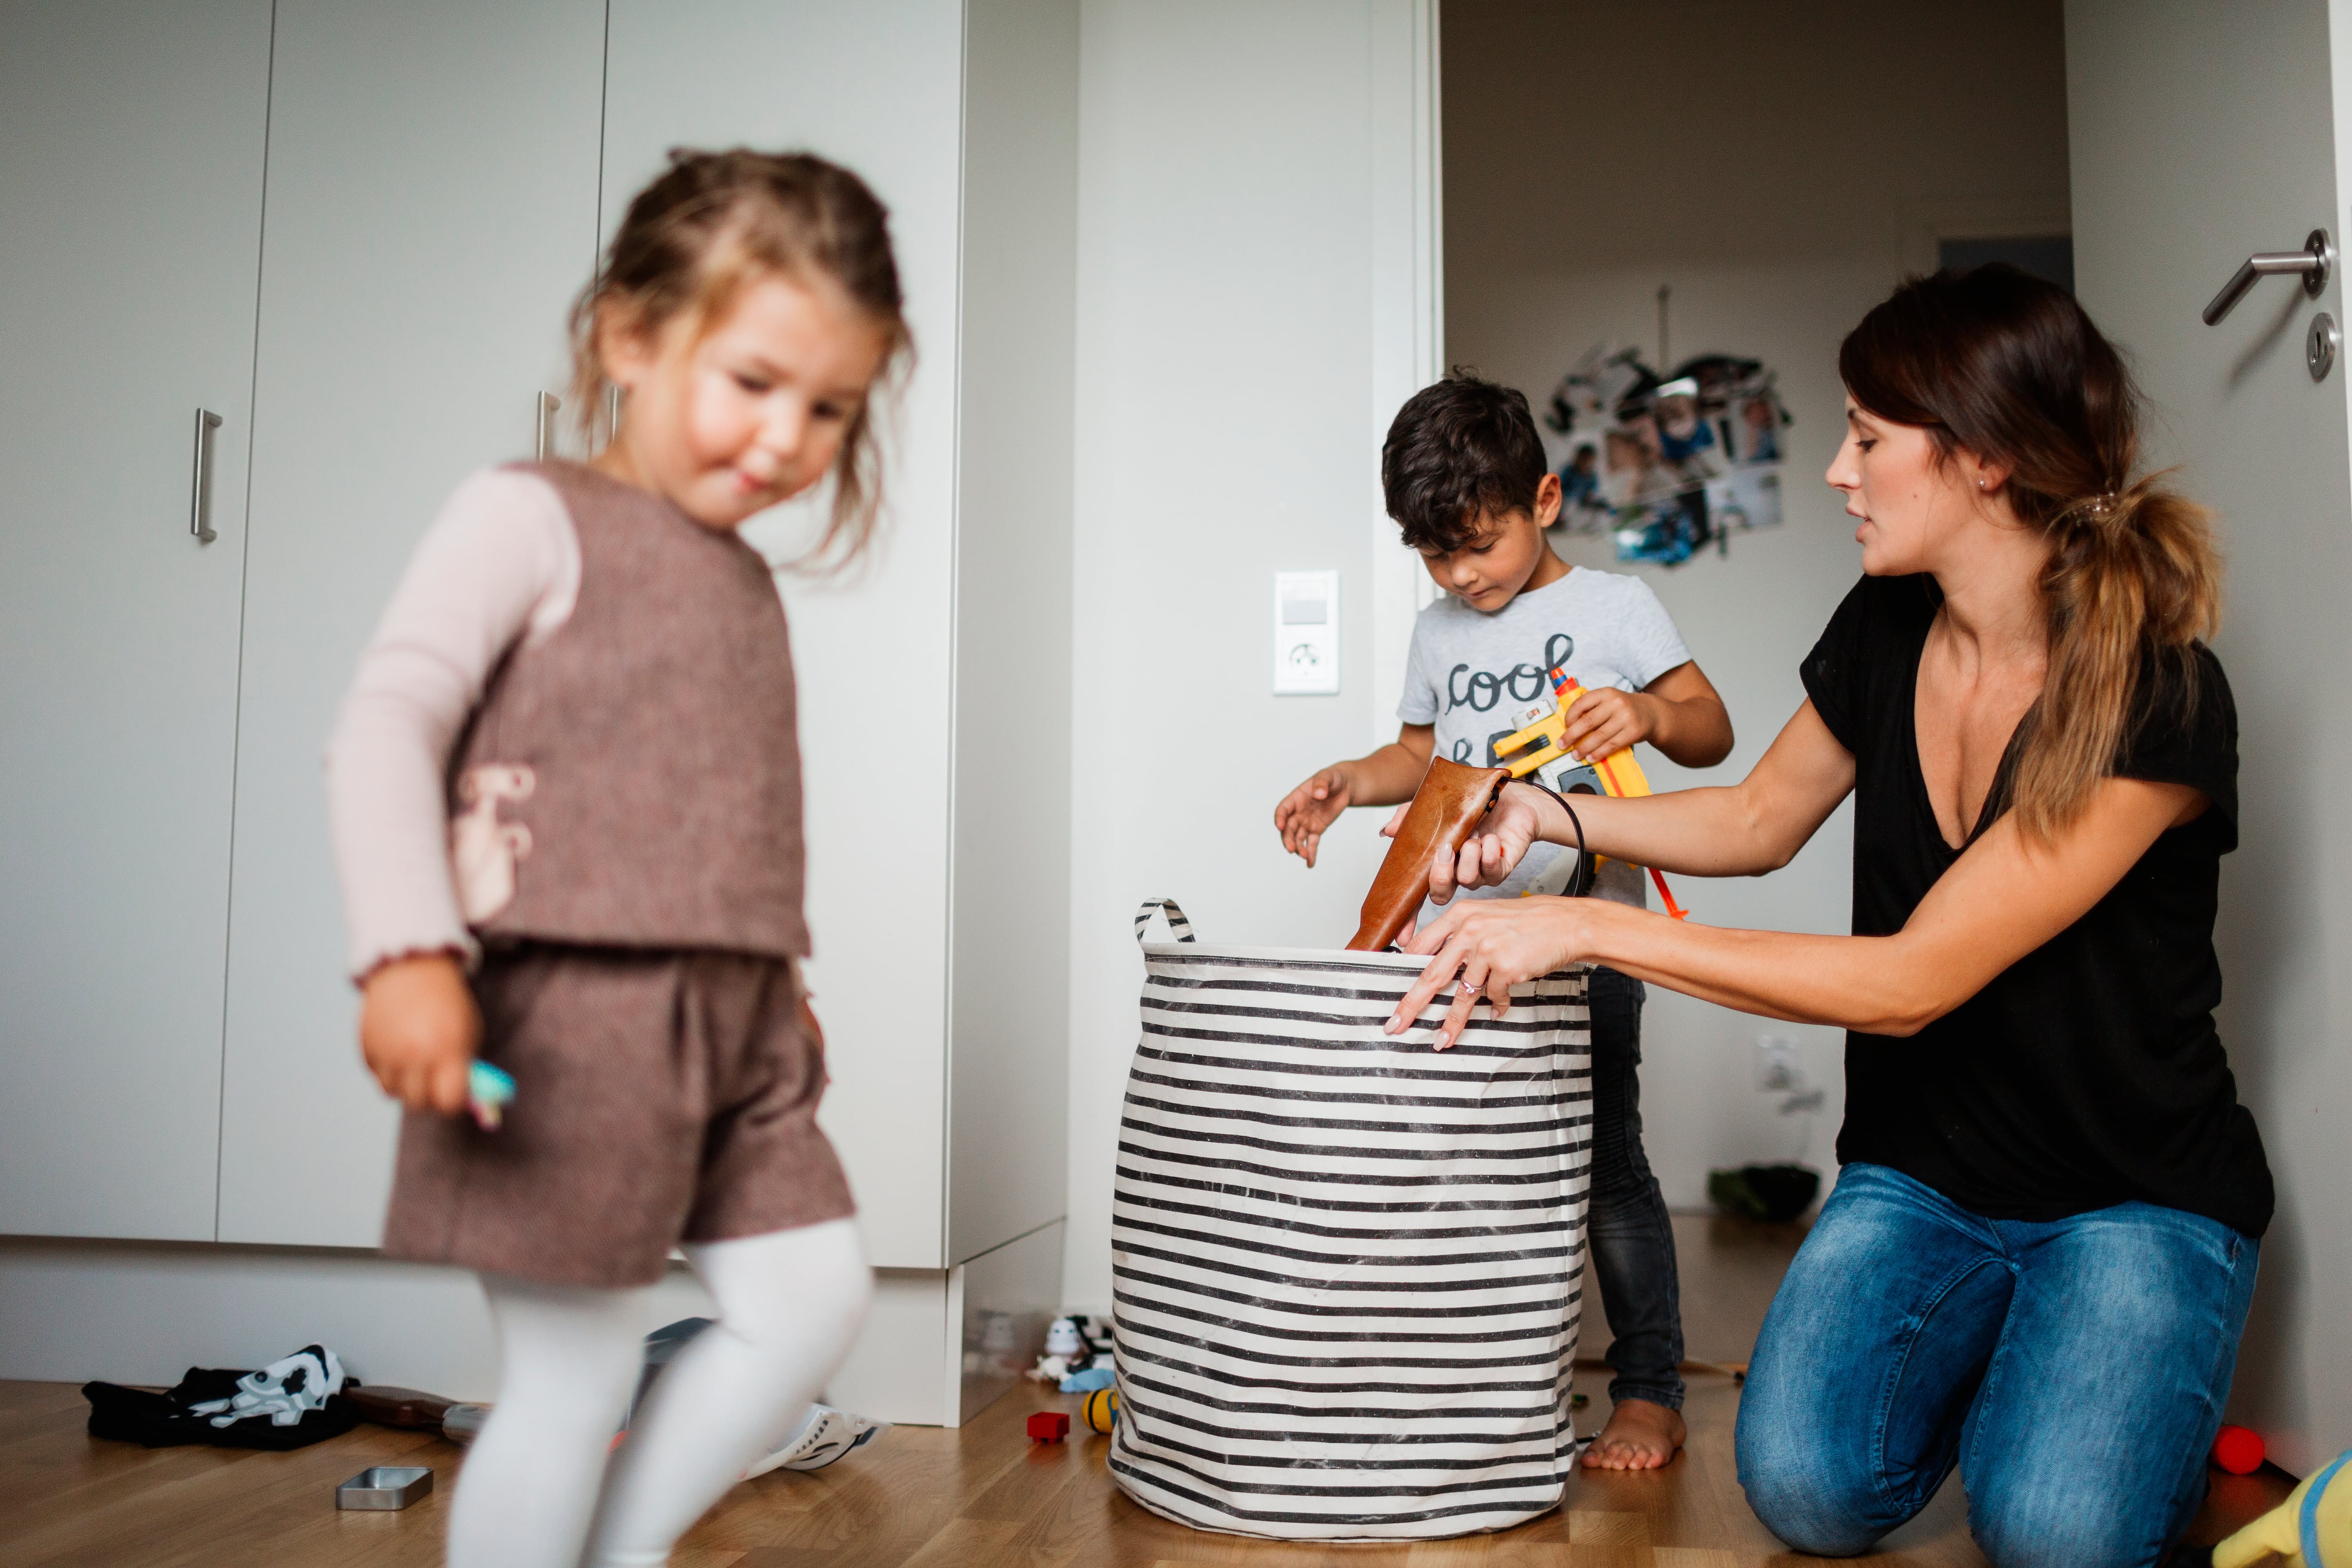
[0,1216,2287,1567]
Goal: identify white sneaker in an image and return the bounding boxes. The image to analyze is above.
[743,1405,889,1478]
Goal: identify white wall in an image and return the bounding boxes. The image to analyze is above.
[603,0,969,1271]
[947,0,1081,1267]
[1440,0,2073,1206]
[1060,0,1433,1313]
[2063,0,2352,1475]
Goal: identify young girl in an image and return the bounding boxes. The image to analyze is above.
[326,149,909,1568]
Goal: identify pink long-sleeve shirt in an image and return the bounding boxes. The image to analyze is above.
[325,469,582,979]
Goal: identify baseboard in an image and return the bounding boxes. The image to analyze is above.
[0,1218,1065,1427]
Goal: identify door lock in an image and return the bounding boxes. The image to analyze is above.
[2308,312,2339,381]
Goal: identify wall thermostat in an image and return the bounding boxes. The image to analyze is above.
[1272,571,1339,695]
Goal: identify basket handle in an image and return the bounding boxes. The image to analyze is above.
[1132,899,1197,945]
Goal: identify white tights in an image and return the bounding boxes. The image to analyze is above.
[445,1218,871,1568]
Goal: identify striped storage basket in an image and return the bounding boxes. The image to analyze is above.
[1109,898,1592,1540]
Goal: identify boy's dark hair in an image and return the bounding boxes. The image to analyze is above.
[1382,370,1549,552]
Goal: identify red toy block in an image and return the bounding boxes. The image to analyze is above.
[1027,1411,1071,1443]
[2212,1423,2265,1475]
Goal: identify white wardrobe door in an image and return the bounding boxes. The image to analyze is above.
[600,0,967,1269]
[217,0,606,1245]
[0,0,271,1239]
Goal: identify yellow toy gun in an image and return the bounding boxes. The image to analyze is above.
[1493,668,1689,921]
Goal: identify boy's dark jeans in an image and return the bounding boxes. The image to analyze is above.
[1586,964,1686,1410]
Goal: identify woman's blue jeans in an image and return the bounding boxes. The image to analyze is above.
[1734,1162,2259,1567]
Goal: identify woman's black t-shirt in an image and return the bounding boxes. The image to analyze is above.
[1799,574,2273,1238]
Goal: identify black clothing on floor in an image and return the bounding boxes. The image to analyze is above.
[83,1353,360,1451]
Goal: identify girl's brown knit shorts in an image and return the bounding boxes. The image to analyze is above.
[382,944,855,1288]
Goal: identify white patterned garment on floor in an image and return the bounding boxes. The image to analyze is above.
[188,1345,346,1428]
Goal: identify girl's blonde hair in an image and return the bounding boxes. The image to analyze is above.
[1840,265,2223,841]
[570,147,912,567]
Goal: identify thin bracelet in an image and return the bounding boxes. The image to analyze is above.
[1526,780,1591,899]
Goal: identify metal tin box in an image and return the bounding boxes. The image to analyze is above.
[335,1465,434,1510]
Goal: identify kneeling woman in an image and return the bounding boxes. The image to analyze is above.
[1387,266,2271,1568]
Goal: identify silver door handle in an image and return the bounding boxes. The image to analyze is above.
[535,391,562,462]
[190,408,223,542]
[2203,229,2334,324]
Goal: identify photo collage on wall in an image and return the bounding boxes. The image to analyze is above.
[1541,346,1793,568]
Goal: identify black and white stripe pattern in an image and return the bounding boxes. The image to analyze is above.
[1110,901,1591,1540]
[1133,897,1198,944]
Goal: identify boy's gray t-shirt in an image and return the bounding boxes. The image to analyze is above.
[1397,567,1693,907]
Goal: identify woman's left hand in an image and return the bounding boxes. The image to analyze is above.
[1383,896,1599,1050]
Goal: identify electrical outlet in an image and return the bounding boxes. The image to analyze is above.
[1755,1034,1800,1092]
[1272,571,1339,695]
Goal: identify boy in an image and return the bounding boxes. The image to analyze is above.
[1273,373,1733,1471]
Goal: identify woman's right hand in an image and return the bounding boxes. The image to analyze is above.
[1426,781,1549,904]
[359,953,480,1115]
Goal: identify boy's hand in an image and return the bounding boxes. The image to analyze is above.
[1560,686,1653,761]
[1275,766,1354,867]
[359,953,479,1116]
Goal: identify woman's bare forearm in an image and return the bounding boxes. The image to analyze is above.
[1396,891,1959,1042]
[1524,782,1802,877]
[1534,700,1854,876]
[1576,902,1933,1032]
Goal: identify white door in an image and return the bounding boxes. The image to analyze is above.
[600,0,966,1269]
[0,1,272,1239]
[2068,0,2352,1471]
[216,0,607,1246]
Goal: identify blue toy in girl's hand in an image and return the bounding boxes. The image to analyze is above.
[468,1061,515,1131]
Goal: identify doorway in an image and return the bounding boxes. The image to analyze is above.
[1438,0,2072,1280]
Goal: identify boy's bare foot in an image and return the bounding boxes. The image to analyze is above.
[1580,1396,1685,1470]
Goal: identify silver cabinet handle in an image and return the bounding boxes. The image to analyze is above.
[190,408,223,542]
[2204,229,2334,325]
[535,391,562,462]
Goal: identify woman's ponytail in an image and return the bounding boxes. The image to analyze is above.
[2018,477,2221,837]
[1841,266,2223,840]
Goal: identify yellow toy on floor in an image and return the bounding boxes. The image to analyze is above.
[2215,1450,2352,1568]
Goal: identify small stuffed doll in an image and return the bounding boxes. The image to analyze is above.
[2214,1449,2351,1568]
[1029,1315,1115,1385]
